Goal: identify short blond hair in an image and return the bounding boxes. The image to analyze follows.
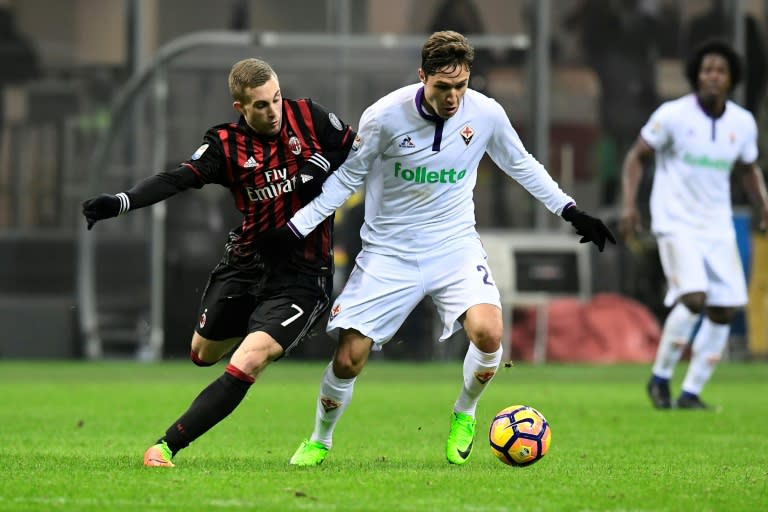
[228,58,278,103]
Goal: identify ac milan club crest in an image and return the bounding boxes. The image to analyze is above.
[288,136,302,155]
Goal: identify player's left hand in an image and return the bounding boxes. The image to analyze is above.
[562,205,617,252]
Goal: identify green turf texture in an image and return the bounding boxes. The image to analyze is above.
[1,361,766,511]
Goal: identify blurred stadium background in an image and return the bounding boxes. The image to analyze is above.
[1,0,766,363]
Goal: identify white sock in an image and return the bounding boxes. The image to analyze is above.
[651,303,700,379]
[453,342,503,417]
[681,318,730,396]
[309,363,356,449]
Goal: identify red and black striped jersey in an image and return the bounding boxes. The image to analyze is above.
[183,98,355,275]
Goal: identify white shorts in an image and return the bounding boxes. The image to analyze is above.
[327,237,502,346]
[656,232,747,307]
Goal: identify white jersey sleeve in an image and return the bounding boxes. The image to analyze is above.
[290,105,382,237]
[485,100,574,214]
[739,114,759,164]
[640,103,672,150]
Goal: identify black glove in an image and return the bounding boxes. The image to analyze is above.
[81,192,130,230]
[256,224,304,257]
[562,205,616,252]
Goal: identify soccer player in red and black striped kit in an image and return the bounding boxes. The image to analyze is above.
[81,58,357,467]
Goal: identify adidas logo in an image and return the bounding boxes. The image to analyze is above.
[243,156,258,168]
[300,174,313,184]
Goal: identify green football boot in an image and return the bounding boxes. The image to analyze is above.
[446,412,476,465]
[143,441,175,467]
[289,439,329,466]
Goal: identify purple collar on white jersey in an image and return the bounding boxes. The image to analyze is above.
[415,86,445,151]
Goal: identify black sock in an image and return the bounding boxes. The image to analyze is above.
[160,364,254,455]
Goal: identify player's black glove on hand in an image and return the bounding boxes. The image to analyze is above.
[256,224,304,258]
[562,205,616,252]
[81,193,130,230]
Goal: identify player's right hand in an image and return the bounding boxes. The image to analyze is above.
[81,193,121,230]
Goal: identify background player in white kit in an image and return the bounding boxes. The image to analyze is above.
[621,39,768,410]
[273,31,615,466]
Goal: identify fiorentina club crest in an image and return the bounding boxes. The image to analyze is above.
[320,397,341,412]
[199,308,207,329]
[288,135,302,155]
[460,124,474,145]
[475,370,495,384]
[329,303,341,320]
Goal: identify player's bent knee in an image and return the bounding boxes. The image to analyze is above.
[468,326,503,353]
[189,350,218,366]
[706,307,735,325]
[332,353,365,378]
[190,349,218,367]
[680,293,706,315]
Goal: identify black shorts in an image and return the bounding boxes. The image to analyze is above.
[195,261,332,355]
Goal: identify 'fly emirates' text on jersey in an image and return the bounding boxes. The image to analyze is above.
[641,93,758,237]
[291,83,574,255]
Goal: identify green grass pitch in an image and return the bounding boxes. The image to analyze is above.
[1,360,766,511]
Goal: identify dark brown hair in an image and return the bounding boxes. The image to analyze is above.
[421,30,474,76]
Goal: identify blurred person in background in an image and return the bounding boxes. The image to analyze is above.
[0,4,40,157]
[427,0,494,95]
[684,1,768,359]
[81,58,356,466]
[684,0,767,117]
[565,0,660,207]
[621,40,768,410]
[267,30,614,467]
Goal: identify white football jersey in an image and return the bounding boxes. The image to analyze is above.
[290,83,574,255]
[641,93,758,237]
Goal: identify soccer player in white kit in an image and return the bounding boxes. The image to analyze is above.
[276,31,615,465]
[621,40,768,410]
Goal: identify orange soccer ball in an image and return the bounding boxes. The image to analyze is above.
[489,405,552,466]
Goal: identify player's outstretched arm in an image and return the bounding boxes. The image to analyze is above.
[81,166,203,230]
[562,204,616,252]
[81,193,131,230]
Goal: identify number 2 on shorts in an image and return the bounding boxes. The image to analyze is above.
[476,264,494,286]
